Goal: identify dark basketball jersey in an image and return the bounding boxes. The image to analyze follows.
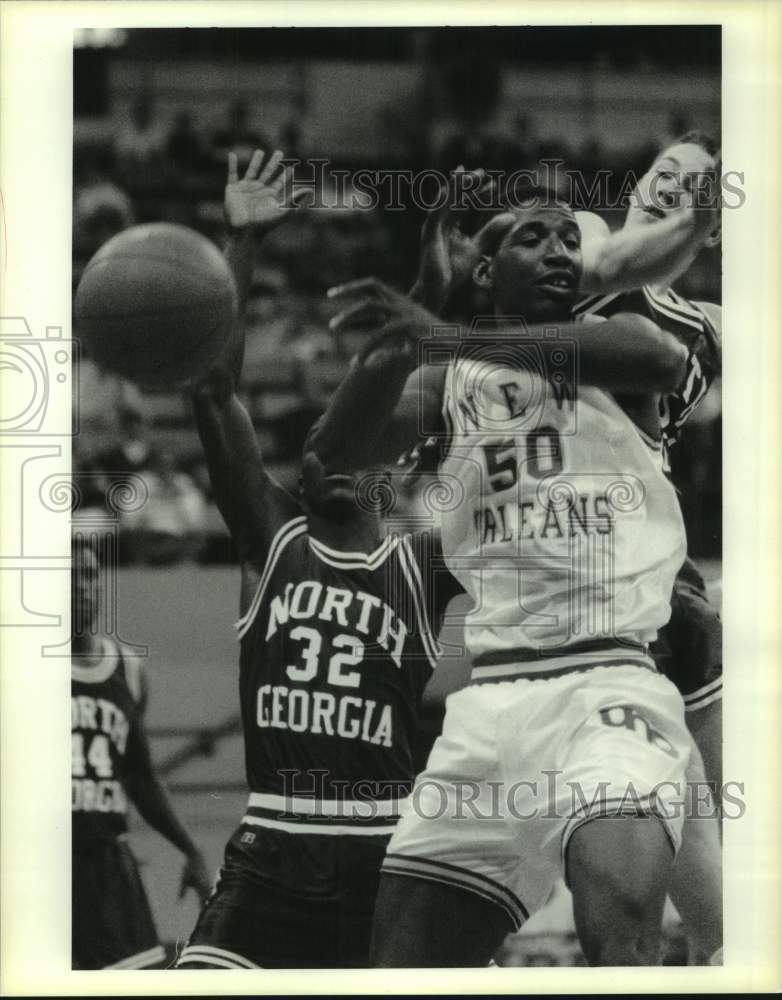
[71,639,143,842]
[234,517,443,817]
[573,286,721,468]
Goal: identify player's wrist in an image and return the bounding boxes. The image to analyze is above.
[409,279,447,313]
[225,218,254,237]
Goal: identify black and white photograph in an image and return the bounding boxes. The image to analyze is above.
[0,2,780,994]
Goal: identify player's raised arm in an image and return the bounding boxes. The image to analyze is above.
[316,279,689,472]
[576,169,720,295]
[309,168,510,472]
[309,279,448,472]
[189,150,307,570]
[409,167,509,312]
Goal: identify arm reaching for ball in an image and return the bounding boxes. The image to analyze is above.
[311,280,689,473]
[189,150,306,596]
[223,148,309,314]
[576,170,720,295]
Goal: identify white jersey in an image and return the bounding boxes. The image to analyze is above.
[437,353,686,671]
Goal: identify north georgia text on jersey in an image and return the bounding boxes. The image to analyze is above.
[256,684,394,748]
[266,579,409,665]
[71,694,129,814]
[258,578,408,748]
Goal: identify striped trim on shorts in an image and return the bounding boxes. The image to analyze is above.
[240,791,404,836]
[104,944,166,970]
[381,853,529,931]
[684,676,722,712]
[176,944,261,969]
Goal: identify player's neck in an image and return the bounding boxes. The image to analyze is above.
[72,632,105,661]
[308,511,382,553]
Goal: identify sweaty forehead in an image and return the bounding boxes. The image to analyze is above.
[655,142,716,174]
[503,203,577,237]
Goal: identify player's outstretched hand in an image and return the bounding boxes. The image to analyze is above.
[327,277,440,342]
[224,148,310,233]
[411,166,508,312]
[178,850,213,905]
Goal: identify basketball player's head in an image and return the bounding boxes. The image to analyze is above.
[71,533,100,635]
[626,131,721,247]
[471,187,582,323]
[298,418,389,524]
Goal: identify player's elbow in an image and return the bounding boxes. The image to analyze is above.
[610,312,688,391]
[189,368,235,405]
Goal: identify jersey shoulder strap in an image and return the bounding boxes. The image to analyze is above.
[235,515,309,641]
[395,533,442,670]
[572,290,623,315]
[118,645,145,707]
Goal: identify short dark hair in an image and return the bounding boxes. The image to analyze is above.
[674,130,720,159]
[669,130,722,179]
[501,181,572,213]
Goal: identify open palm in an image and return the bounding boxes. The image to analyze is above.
[224,148,308,232]
[412,167,509,311]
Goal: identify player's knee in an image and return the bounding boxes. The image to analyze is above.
[567,818,673,964]
[572,874,657,965]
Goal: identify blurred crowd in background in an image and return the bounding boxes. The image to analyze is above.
[73,27,721,565]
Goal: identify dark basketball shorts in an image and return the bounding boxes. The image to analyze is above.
[652,557,723,711]
[72,834,163,969]
[176,823,390,969]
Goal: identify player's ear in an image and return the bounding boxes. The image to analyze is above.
[472,255,493,290]
[703,219,721,248]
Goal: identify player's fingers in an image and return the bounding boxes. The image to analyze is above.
[289,185,315,207]
[259,149,284,184]
[227,152,239,185]
[272,165,302,204]
[329,299,389,332]
[472,178,498,215]
[327,277,383,301]
[244,149,265,181]
[271,162,294,193]
[449,166,487,208]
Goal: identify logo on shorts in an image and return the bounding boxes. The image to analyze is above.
[599,704,678,759]
[240,831,256,845]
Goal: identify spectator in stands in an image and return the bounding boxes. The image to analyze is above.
[120,449,208,565]
[210,98,269,169]
[114,94,167,174]
[166,109,208,173]
[242,266,297,376]
[96,404,158,482]
[73,149,135,282]
[660,109,692,150]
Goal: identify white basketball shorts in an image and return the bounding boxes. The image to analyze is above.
[382,661,691,929]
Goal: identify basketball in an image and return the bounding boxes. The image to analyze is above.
[74,223,237,388]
